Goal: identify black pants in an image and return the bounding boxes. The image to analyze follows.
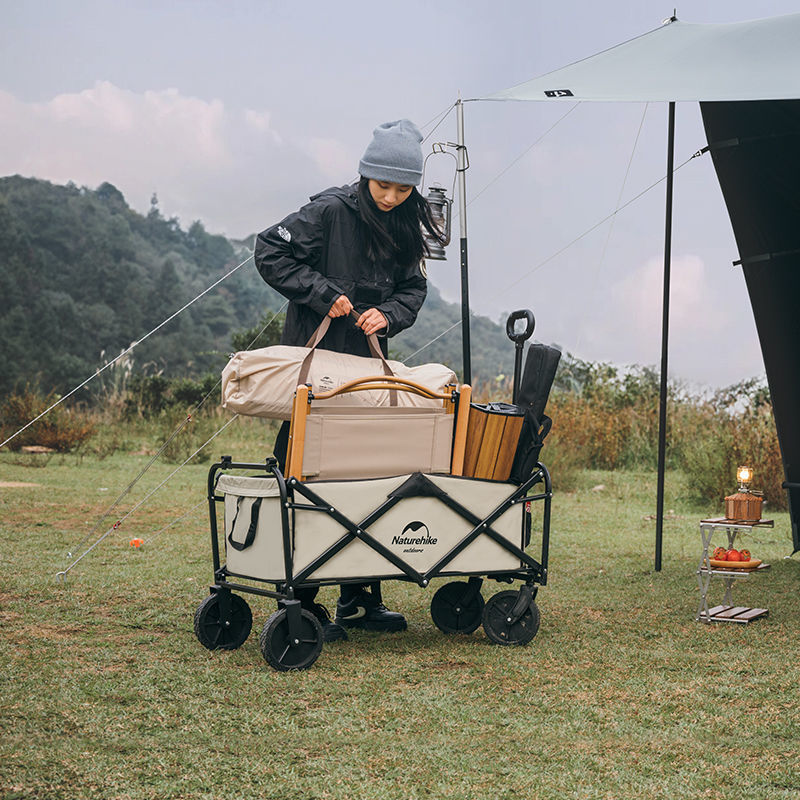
[274,422,382,606]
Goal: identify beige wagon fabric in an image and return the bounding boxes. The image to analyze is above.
[301,407,454,480]
[216,473,526,583]
[218,474,286,581]
[292,474,524,580]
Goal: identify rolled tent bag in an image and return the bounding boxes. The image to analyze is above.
[221,316,457,420]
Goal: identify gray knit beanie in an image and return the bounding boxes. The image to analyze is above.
[358,119,424,186]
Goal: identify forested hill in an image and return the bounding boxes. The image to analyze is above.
[0,175,523,398]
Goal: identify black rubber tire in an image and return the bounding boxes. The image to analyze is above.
[482,590,540,646]
[194,592,253,651]
[259,608,323,671]
[430,581,485,634]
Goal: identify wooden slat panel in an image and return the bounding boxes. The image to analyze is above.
[474,413,505,479]
[736,607,769,620]
[492,414,524,480]
[462,405,487,478]
[715,606,751,619]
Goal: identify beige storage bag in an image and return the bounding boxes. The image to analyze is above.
[221,316,456,420]
[218,474,285,581]
[301,406,454,480]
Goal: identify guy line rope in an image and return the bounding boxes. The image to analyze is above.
[56,302,288,579]
[11,102,705,578]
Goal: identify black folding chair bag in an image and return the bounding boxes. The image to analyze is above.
[510,344,561,484]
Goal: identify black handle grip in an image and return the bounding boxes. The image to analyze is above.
[505,309,536,343]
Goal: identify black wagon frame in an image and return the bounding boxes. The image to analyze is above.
[195,453,552,670]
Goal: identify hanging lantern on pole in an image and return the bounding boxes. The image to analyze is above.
[420,106,472,383]
[423,184,452,260]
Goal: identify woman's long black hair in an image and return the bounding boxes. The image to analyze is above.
[357,177,444,266]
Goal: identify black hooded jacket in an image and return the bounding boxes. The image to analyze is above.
[254,184,427,358]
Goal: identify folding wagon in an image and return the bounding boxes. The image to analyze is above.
[194,366,553,671]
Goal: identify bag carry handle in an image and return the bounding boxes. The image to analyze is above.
[227,496,262,551]
[297,312,397,404]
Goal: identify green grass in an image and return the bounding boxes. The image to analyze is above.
[1,427,799,799]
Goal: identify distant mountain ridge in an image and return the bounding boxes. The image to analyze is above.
[0,175,520,397]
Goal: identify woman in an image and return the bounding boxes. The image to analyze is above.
[254,119,443,642]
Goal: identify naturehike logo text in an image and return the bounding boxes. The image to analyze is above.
[544,89,574,97]
[392,521,437,553]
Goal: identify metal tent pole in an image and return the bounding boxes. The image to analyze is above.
[655,101,676,572]
[456,98,472,385]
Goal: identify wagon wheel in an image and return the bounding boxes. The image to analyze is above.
[259,608,323,671]
[430,581,485,634]
[194,592,253,651]
[482,590,540,646]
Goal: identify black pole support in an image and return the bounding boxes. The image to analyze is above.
[655,102,676,573]
[460,237,472,385]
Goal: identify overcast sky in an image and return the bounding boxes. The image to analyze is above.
[2,0,798,388]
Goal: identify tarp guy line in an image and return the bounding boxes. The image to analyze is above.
[464,102,581,208]
[492,148,701,299]
[403,146,703,364]
[572,103,650,356]
[1,252,254,450]
[141,499,206,546]
[56,414,239,581]
[59,301,288,570]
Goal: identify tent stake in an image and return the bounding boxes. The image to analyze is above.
[655,101,676,572]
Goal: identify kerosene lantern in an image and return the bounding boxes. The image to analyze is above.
[423,184,452,260]
[724,465,764,521]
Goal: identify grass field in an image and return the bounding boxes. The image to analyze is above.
[1,421,799,799]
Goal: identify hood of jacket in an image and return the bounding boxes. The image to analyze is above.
[309,183,360,212]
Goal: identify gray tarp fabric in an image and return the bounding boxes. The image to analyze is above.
[479,14,800,103]
[474,13,800,553]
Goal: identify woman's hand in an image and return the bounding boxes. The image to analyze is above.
[327,294,353,318]
[356,308,388,336]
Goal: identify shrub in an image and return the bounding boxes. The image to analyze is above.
[675,381,786,510]
[157,410,213,464]
[171,373,220,409]
[0,386,95,452]
[230,311,285,352]
[124,373,172,418]
[123,372,220,418]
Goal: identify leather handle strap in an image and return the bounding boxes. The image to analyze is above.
[350,311,397,405]
[303,315,332,349]
[298,316,331,386]
[297,312,397,405]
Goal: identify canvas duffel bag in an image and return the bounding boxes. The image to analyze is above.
[221,316,457,420]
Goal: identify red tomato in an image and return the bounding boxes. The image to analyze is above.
[713,546,727,560]
[740,549,751,562]
[726,549,742,562]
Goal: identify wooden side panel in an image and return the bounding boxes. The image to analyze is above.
[450,384,471,476]
[286,385,310,482]
[474,414,505,479]
[492,414,524,480]
[462,405,487,478]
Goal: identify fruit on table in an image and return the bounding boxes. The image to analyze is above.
[710,546,754,563]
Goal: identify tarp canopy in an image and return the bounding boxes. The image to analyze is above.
[473,12,800,556]
[479,14,800,103]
